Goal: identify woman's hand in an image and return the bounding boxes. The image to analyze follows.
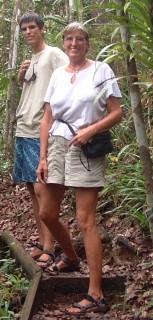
[36,103,54,184]
[69,96,122,147]
[18,60,31,86]
[68,127,94,147]
[36,159,48,185]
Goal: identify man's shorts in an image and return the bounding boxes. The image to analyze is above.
[13,137,40,183]
[46,135,106,188]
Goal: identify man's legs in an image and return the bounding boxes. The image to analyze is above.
[13,137,54,261]
[27,182,54,261]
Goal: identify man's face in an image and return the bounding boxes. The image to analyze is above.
[20,20,44,47]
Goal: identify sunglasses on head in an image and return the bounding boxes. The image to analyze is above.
[24,63,37,83]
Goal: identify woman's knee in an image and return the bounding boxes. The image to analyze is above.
[39,203,59,225]
[26,182,34,194]
[76,212,92,233]
[33,182,41,199]
[39,205,53,225]
[38,184,64,224]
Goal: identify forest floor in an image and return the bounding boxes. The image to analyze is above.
[1,172,153,319]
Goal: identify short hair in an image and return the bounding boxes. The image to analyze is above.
[62,22,89,40]
[19,12,44,29]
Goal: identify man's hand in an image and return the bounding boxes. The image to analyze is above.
[18,60,31,86]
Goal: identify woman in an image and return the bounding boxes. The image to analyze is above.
[37,22,122,315]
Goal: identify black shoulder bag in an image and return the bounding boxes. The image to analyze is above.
[59,119,113,171]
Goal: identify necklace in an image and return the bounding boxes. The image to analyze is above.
[68,59,88,74]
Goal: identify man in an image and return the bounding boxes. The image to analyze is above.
[13,12,68,267]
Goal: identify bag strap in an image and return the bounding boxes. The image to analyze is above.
[58,119,90,172]
[58,119,76,136]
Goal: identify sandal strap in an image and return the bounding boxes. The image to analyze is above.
[72,302,87,312]
[60,255,80,267]
[35,243,43,251]
[51,262,58,271]
[37,256,53,263]
[43,249,55,261]
[64,294,109,315]
[85,293,106,307]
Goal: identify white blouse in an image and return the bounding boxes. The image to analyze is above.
[44,61,122,140]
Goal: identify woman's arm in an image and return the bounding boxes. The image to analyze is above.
[91,95,122,134]
[36,102,54,184]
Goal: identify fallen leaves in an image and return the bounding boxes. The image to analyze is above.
[1,174,153,319]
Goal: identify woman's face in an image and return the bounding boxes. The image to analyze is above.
[63,30,89,60]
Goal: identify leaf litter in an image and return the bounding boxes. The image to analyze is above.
[1,174,153,319]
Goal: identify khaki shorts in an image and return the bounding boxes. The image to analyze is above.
[46,135,106,188]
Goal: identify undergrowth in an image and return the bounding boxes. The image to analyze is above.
[0,250,30,319]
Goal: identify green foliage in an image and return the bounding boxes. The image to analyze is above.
[89,0,153,235]
[97,95,150,232]
[0,251,30,319]
[4,273,29,293]
[98,147,149,231]
[94,0,153,81]
[0,301,19,320]
[0,0,152,237]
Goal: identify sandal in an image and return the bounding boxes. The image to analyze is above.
[30,243,43,260]
[63,293,110,315]
[37,250,55,269]
[48,255,80,273]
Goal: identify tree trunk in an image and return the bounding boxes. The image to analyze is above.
[5,0,22,162]
[114,0,153,241]
[69,0,75,21]
[78,0,83,22]
[69,0,83,22]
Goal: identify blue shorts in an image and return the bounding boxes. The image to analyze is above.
[13,137,40,183]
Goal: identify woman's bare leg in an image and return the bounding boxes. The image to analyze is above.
[27,182,44,246]
[32,182,55,264]
[39,183,78,263]
[27,182,54,259]
[66,187,103,312]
